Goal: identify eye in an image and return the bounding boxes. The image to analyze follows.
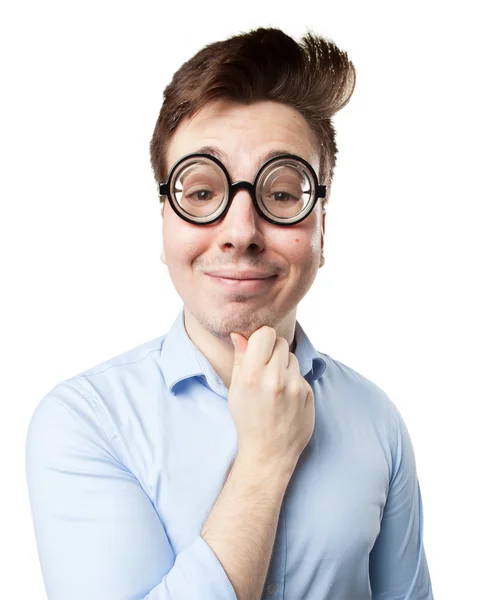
[185,189,215,202]
[271,191,299,202]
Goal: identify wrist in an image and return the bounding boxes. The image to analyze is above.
[234,450,294,489]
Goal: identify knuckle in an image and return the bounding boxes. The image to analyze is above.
[251,325,275,340]
[243,373,258,388]
[289,379,306,398]
[288,352,300,367]
[261,325,275,334]
[265,373,286,394]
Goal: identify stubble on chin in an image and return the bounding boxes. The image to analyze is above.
[193,301,282,342]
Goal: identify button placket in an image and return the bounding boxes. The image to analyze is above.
[266,583,277,595]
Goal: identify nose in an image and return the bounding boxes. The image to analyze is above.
[214,188,265,254]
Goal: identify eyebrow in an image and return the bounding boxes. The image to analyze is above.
[192,145,304,168]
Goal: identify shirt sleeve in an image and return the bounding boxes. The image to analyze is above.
[369,406,434,599]
[25,382,237,600]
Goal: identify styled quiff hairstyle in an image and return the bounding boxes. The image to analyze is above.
[150,27,355,206]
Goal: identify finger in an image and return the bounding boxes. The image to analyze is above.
[285,351,300,373]
[230,333,248,369]
[242,326,277,371]
[303,381,314,408]
[267,337,290,370]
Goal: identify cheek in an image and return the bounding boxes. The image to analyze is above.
[281,223,322,266]
[162,213,211,266]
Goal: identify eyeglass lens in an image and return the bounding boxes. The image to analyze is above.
[171,157,313,222]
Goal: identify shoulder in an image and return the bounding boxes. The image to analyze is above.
[26,333,170,467]
[74,334,167,381]
[316,350,400,430]
[69,333,168,405]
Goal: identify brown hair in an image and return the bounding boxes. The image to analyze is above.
[150,27,355,205]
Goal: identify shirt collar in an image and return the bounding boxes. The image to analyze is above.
[160,305,327,396]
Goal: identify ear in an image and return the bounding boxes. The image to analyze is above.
[319,209,326,269]
[160,200,167,265]
[160,224,167,265]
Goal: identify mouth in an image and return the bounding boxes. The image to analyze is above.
[206,274,277,292]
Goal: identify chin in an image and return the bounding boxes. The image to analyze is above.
[197,303,283,339]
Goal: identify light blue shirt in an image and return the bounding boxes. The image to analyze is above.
[25,305,433,599]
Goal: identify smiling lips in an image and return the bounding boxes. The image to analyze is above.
[205,271,277,292]
[205,269,277,279]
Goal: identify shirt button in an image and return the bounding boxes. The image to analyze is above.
[266,583,276,595]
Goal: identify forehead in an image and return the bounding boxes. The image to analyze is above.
[166,100,319,177]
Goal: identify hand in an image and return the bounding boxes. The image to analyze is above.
[229,326,315,474]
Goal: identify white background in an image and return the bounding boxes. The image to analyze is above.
[1,1,478,598]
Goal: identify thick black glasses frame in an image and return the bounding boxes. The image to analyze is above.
[158,152,327,226]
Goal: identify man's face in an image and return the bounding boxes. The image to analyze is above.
[161,99,326,342]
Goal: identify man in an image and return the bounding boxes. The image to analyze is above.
[25,27,434,600]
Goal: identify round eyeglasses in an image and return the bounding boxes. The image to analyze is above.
[158,153,327,226]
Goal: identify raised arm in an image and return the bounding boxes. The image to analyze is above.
[369,407,434,599]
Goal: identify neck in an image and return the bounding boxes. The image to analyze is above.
[183,306,297,389]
